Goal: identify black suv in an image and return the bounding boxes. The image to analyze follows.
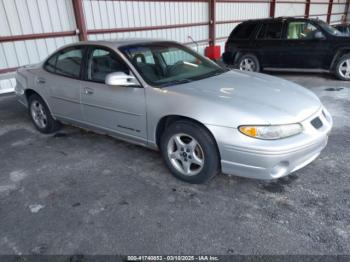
[333,23,350,35]
[223,17,350,80]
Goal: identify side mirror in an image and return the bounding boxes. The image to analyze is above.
[315,31,326,40]
[105,72,140,87]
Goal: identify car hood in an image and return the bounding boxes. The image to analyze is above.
[164,70,321,125]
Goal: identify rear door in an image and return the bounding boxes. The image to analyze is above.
[252,21,285,68]
[281,20,331,69]
[43,45,85,122]
[80,46,147,141]
[224,22,259,62]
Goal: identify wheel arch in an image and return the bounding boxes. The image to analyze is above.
[235,52,261,68]
[24,89,40,102]
[330,49,350,70]
[155,115,221,159]
[24,89,56,120]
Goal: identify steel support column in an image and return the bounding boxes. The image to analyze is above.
[209,0,216,46]
[72,0,88,41]
[305,0,310,18]
[270,0,276,18]
[345,0,350,21]
[327,0,334,23]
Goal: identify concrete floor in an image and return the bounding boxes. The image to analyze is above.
[0,72,349,255]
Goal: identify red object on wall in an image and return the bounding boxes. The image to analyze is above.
[205,45,221,60]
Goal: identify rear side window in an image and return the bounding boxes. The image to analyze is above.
[231,22,258,39]
[44,55,57,74]
[44,46,84,79]
[257,22,283,39]
[56,48,83,78]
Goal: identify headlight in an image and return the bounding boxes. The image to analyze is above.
[239,124,303,140]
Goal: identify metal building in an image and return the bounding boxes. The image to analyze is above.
[0,0,349,93]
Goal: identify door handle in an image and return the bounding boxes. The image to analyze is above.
[84,87,94,95]
[36,78,46,84]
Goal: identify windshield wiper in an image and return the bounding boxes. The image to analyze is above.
[201,68,228,79]
[158,68,228,87]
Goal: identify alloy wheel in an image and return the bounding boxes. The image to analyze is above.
[167,133,205,176]
[239,58,256,72]
[338,59,350,79]
[30,100,48,129]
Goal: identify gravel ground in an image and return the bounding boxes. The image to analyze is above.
[0,72,349,255]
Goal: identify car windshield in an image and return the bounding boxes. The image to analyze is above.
[318,20,342,36]
[120,42,227,87]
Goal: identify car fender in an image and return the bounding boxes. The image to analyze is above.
[17,67,55,117]
[330,48,350,70]
[145,85,269,147]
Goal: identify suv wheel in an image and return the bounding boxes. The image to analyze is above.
[238,54,260,72]
[160,121,220,184]
[335,54,350,81]
[28,94,61,133]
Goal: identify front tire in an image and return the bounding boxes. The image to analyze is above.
[237,54,260,72]
[335,54,350,81]
[160,121,220,184]
[28,94,61,133]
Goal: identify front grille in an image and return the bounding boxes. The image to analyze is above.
[311,117,323,129]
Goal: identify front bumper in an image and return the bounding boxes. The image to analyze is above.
[207,107,332,180]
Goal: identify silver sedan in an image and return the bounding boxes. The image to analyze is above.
[15,39,332,183]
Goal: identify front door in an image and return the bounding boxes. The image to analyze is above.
[281,20,331,69]
[80,46,147,141]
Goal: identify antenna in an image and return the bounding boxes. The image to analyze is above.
[188,36,199,53]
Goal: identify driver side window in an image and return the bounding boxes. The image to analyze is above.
[287,22,318,40]
[87,47,129,83]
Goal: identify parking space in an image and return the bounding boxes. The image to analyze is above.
[0,73,349,255]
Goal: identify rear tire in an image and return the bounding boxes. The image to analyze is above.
[237,54,260,72]
[160,121,220,184]
[335,54,350,81]
[28,94,61,134]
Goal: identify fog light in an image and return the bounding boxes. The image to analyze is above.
[270,161,289,178]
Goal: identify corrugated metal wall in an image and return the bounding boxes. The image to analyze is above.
[309,1,329,22]
[83,0,209,53]
[216,1,270,51]
[0,0,79,93]
[276,1,305,17]
[331,1,348,23]
[0,0,349,93]
[0,0,78,70]
[0,77,15,95]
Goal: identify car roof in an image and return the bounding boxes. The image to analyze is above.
[66,38,176,49]
[44,38,183,62]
